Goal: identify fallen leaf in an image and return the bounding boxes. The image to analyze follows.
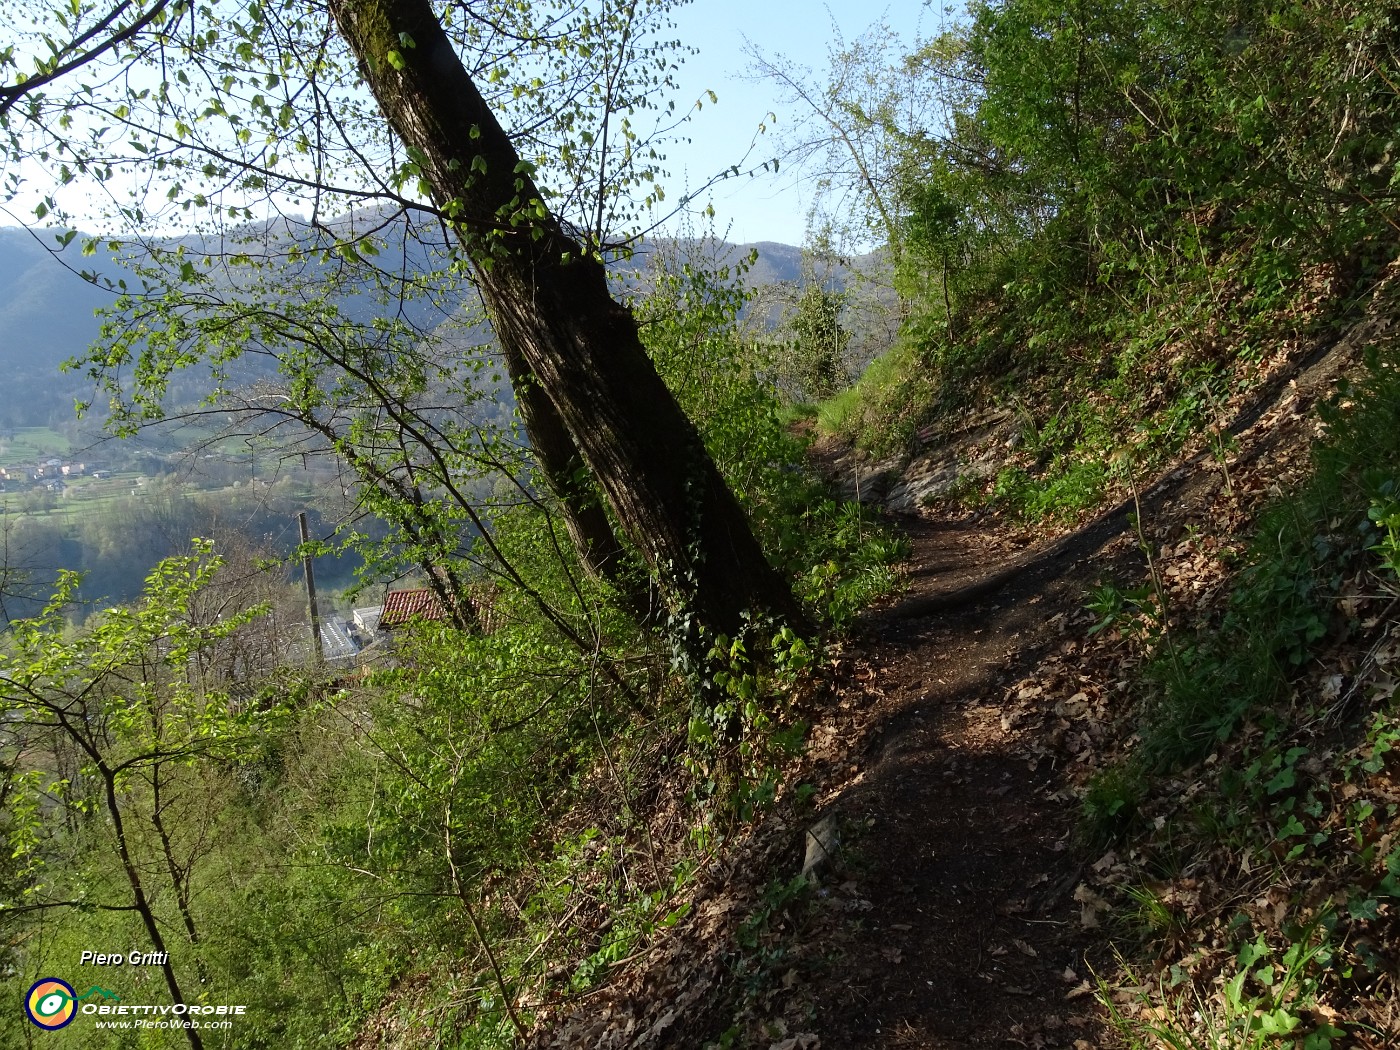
[1073,882,1110,924]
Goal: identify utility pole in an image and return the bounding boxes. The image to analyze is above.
[298,511,324,667]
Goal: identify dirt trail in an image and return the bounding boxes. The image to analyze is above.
[533,311,1372,1049]
[755,311,1373,1047]
[533,506,1137,1050]
[778,322,1369,1047]
[776,512,1130,1049]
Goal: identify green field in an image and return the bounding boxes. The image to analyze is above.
[1,474,143,522]
[0,427,72,466]
[0,473,328,526]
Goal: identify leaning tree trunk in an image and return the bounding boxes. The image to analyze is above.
[498,341,648,603]
[330,0,805,636]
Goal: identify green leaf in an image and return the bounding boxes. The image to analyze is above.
[1237,936,1269,970]
[1258,1007,1300,1036]
[1266,766,1297,795]
[1348,896,1380,920]
[1304,1024,1346,1049]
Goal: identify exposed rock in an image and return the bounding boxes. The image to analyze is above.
[827,450,904,505]
[885,456,996,513]
[801,815,841,879]
[816,408,1015,514]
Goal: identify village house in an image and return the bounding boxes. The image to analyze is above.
[378,588,447,629]
[378,584,500,634]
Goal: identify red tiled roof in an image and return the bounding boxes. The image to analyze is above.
[379,588,447,628]
[379,584,502,632]
[468,585,501,634]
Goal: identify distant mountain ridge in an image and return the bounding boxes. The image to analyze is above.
[0,227,121,425]
[0,223,849,428]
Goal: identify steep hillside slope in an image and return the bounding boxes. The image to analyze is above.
[503,260,1399,1049]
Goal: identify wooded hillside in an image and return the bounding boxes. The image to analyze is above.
[1,0,1398,1047]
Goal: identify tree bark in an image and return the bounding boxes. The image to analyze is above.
[329,0,804,636]
[497,342,640,589]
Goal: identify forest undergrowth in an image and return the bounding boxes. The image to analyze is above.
[792,4,1400,1037]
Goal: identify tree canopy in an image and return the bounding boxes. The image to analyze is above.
[1,0,805,639]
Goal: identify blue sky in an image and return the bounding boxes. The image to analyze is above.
[0,0,944,244]
[660,0,944,245]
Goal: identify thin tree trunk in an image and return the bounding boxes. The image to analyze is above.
[149,768,201,948]
[330,0,804,636]
[100,766,203,1050]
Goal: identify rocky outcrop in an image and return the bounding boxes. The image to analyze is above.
[819,409,1015,515]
